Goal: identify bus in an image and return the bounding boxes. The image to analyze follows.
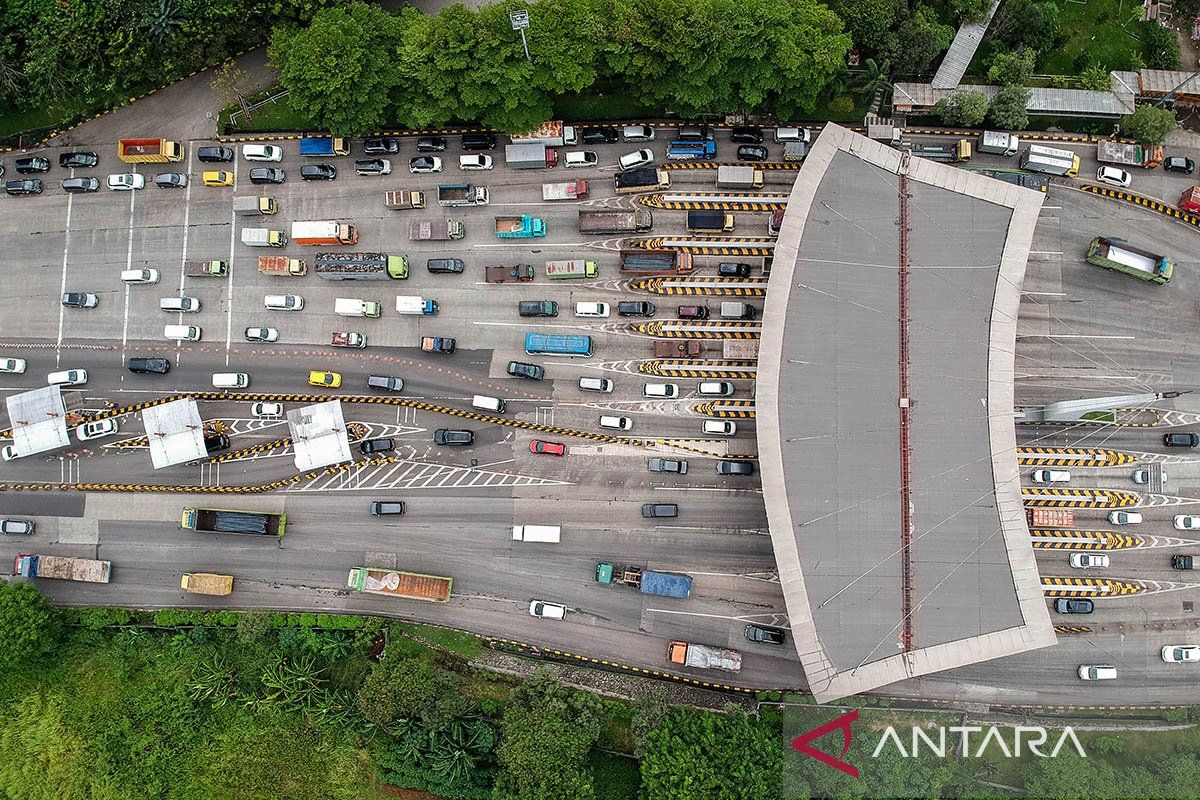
[524,332,594,357]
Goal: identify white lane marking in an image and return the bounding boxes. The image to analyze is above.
[1016,334,1135,340]
[120,173,138,365]
[176,148,195,366]
[55,178,75,367]
[225,155,239,365]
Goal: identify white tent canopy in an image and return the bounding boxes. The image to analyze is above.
[142,398,207,469]
[6,386,70,457]
[288,400,351,471]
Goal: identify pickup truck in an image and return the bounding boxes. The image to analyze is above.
[542,179,588,201]
[421,336,456,354]
[185,260,229,277]
[495,215,546,239]
[257,256,306,277]
[485,264,534,283]
[384,190,425,210]
[410,218,465,241]
[298,136,349,157]
[331,331,367,348]
[436,183,489,207]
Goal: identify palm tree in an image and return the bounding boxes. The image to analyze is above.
[188,655,238,708]
[145,0,184,44]
[858,58,894,113]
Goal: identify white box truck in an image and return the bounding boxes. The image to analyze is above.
[511,525,561,543]
[334,298,382,318]
[978,131,1019,156]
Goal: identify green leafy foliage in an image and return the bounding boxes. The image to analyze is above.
[948,0,996,22]
[0,582,61,670]
[826,0,900,52]
[990,0,1064,54]
[1120,104,1177,145]
[987,85,1030,130]
[934,90,990,126]
[356,653,448,725]
[639,707,780,800]
[1079,63,1114,91]
[987,48,1036,86]
[888,6,954,76]
[1142,21,1181,70]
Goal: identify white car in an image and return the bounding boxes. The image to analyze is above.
[1077,664,1117,681]
[1161,645,1200,663]
[75,418,118,442]
[774,127,811,144]
[252,401,284,418]
[159,296,200,312]
[622,124,655,142]
[1108,510,1143,525]
[107,173,145,191]
[409,156,443,174]
[703,420,737,436]
[529,600,567,619]
[618,149,655,171]
[1069,552,1110,569]
[564,151,599,168]
[1174,515,1200,530]
[244,327,279,342]
[242,144,283,162]
[1031,469,1071,483]
[1096,165,1131,188]
[574,301,609,318]
[0,358,26,374]
[599,415,633,431]
[47,369,87,386]
[263,295,304,311]
[644,382,679,398]
[459,154,493,170]
[1,445,18,461]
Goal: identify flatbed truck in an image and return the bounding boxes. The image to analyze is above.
[15,554,111,583]
[495,215,546,238]
[180,507,286,537]
[1086,236,1173,284]
[347,567,453,602]
[181,573,234,595]
[257,256,306,277]
[667,641,742,672]
[410,218,464,241]
[436,183,489,207]
[542,179,589,201]
[653,340,703,358]
[384,190,425,210]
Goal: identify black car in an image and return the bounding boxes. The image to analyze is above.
[617,300,656,317]
[1053,598,1094,614]
[128,357,170,374]
[204,434,231,453]
[426,257,465,274]
[14,156,50,174]
[507,361,545,380]
[62,177,100,193]
[362,137,400,155]
[717,262,751,278]
[1164,156,1196,174]
[370,501,406,515]
[1164,432,1200,448]
[300,163,337,181]
[581,126,619,144]
[737,145,769,162]
[248,167,285,185]
[354,159,390,175]
[360,437,396,455]
[196,146,234,163]
[676,124,712,141]
[744,624,786,645]
[434,429,474,446]
[461,132,497,150]
[59,151,99,169]
[417,136,447,152]
[154,172,188,188]
[716,459,755,476]
[518,300,558,317]
[730,126,764,144]
[641,503,678,518]
[5,179,42,195]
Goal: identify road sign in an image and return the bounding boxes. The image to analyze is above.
[509,10,529,29]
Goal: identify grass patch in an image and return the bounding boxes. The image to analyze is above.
[0,102,90,138]
[808,91,872,123]
[1081,410,1117,421]
[597,700,636,753]
[221,93,315,133]
[590,750,641,800]
[393,622,484,659]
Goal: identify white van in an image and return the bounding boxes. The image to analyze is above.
[574,301,609,318]
[264,294,304,311]
[599,415,633,430]
[511,524,561,543]
[47,369,88,386]
[579,376,614,393]
[698,381,734,396]
[164,324,201,341]
[703,420,737,436]
[212,372,249,389]
[643,382,678,398]
[472,395,506,413]
[160,296,200,312]
[774,127,811,143]
[121,268,160,284]
[242,144,283,162]
[1077,665,1117,681]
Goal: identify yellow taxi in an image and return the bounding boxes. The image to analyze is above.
[307,371,342,388]
[202,170,234,187]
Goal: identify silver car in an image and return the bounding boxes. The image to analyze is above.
[0,518,34,535]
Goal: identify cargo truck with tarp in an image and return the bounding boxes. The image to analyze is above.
[1086,236,1173,284]
[614,167,670,194]
[595,562,692,599]
[346,567,452,602]
[298,136,349,157]
[314,252,409,280]
[181,573,234,595]
[619,249,694,275]
[578,209,652,235]
[1096,140,1163,168]
[15,554,111,583]
[667,641,742,672]
[180,507,286,536]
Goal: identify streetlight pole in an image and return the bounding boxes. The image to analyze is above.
[509,10,532,63]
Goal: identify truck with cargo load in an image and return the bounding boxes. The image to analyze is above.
[118,138,183,163]
[783,141,808,161]
[240,228,287,248]
[907,139,972,162]
[384,189,426,210]
[181,573,234,595]
[545,259,597,279]
[595,562,692,598]
[1026,508,1074,527]
[15,554,111,583]
[578,208,652,234]
[511,525,561,543]
[1097,140,1163,168]
[978,131,1020,156]
[666,139,716,160]
[495,215,546,238]
[291,220,358,246]
[1180,186,1200,214]
[331,331,367,348]
[257,256,306,277]
[485,263,534,283]
[180,507,286,536]
[542,179,589,201]
[1019,144,1080,177]
[653,340,703,358]
[346,567,453,602]
[1086,236,1172,284]
[421,336,456,353]
[395,296,439,315]
[298,136,349,157]
[667,641,742,672]
[686,209,734,233]
[715,165,764,189]
[769,209,784,236]
[184,260,229,277]
[620,249,694,275]
[410,218,464,241]
[436,183,489,207]
[722,340,759,359]
[971,168,1049,192]
[233,196,277,215]
[334,298,382,318]
[314,252,409,280]
[510,120,577,147]
[614,167,670,194]
[505,143,557,169]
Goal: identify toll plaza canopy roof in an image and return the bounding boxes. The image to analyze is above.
[288,400,351,471]
[5,386,69,456]
[142,398,206,469]
[757,124,1055,702]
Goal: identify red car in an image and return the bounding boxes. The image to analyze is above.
[530,440,566,456]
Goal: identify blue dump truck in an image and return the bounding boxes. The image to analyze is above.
[595,562,692,599]
[666,139,716,160]
[299,136,350,157]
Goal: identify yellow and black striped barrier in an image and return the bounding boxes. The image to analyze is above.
[1042,577,1147,597]
[638,359,756,378]
[1079,184,1200,231]
[625,236,776,257]
[629,275,769,297]
[661,161,803,171]
[1017,447,1136,467]
[638,192,789,211]
[1030,530,1140,550]
[1053,625,1094,634]
[629,320,760,339]
[1021,487,1139,508]
[211,435,293,464]
[692,400,756,419]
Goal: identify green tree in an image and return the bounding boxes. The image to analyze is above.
[1142,21,1181,70]
[1079,63,1113,91]
[356,654,449,726]
[949,0,995,22]
[269,2,404,135]
[826,0,900,52]
[1120,104,1177,145]
[888,6,954,76]
[0,582,61,669]
[991,0,1063,53]
[237,609,273,643]
[987,47,1035,86]
[987,85,1029,130]
[933,90,989,126]
[640,707,780,800]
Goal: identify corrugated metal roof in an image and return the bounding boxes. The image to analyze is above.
[894,74,1136,117]
[931,0,1002,89]
[1139,69,1200,96]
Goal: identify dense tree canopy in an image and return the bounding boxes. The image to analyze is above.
[1121,104,1177,145]
[888,6,954,76]
[988,85,1030,130]
[0,582,61,670]
[934,90,990,126]
[640,707,780,800]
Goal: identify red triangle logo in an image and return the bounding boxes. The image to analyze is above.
[791,709,859,778]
